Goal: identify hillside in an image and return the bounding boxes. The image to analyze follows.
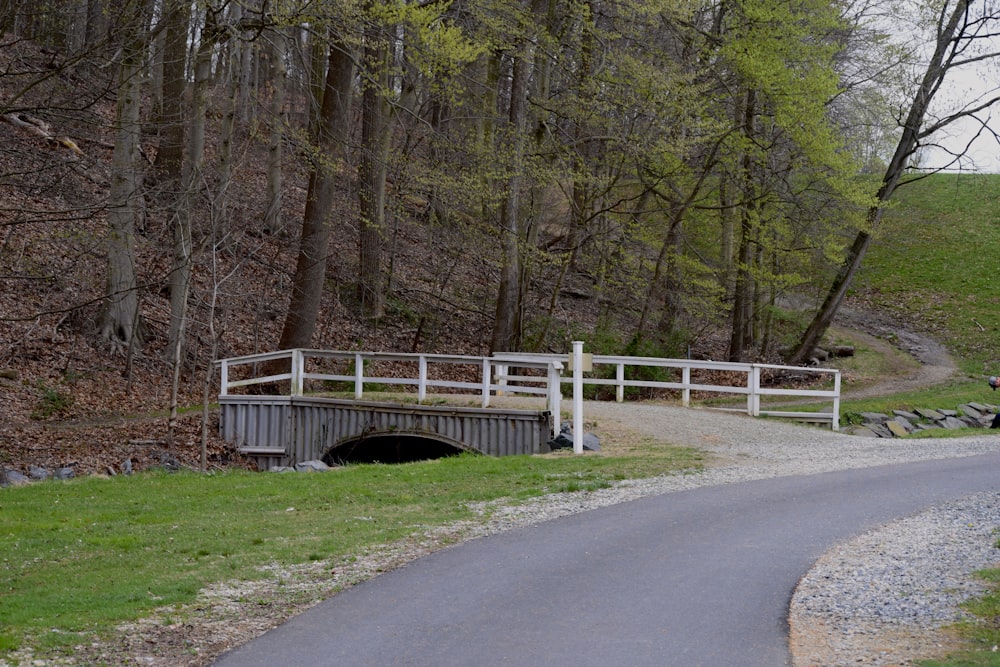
[2,31,996,481]
[0,34,603,477]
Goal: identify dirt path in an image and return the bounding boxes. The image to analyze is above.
[833,311,957,399]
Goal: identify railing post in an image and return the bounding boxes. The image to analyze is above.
[682,366,690,407]
[354,352,364,400]
[496,363,508,396]
[572,341,584,454]
[748,365,761,417]
[547,362,562,438]
[290,349,304,396]
[418,355,428,402]
[219,359,229,397]
[831,370,841,430]
[481,357,491,407]
[616,363,625,403]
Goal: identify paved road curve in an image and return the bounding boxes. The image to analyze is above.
[213,454,1000,666]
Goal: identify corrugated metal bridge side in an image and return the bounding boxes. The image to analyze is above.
[219,395,554,469]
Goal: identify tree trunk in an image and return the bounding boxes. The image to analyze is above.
[728,88,757,362]
[264,27,287,233]
[490,55,530,354]
[100,16,145,351]
[274,42,354,353]
[358,29,390,320]
[152,0,189,181]
[167,10,216,446]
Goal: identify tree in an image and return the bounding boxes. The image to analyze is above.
[357,15,391,320]
[788,0,1000,364]
[100,1,149,352]
[274,40,354,352]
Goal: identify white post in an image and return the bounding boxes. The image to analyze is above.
[219,359,229,396]
[572,340,584,454]
[481,357,491,408]
[831,370,841,430]
[682,366,690,407]
[547,362,562,438]
[291,349,304,396]
[354,352,364,400]
[496,363,508,396]
[616,363,625,403]
[748,365,760,417]
[418,355,428,402]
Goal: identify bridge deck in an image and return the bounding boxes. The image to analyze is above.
[219,395,554,469]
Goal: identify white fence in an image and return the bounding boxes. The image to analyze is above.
[217,346,842,435]
[494,350,841,430]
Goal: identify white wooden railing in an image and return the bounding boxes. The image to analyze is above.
[216,349,564,425]
[216,346,842,434]
[493,351,841,429]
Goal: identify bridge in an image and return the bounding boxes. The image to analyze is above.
[216,347,841,470]
[216,350,562,469]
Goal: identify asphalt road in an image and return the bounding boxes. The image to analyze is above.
[212,453,1000,666]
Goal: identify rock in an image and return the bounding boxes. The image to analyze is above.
[940,416,967,430]
[914,408,945,421]
[270,466,296,473]
[841,425,879,437]
[892,410,920,422]
[53,467,74,480]
[2,469,30,486]
[892,415,914,431]
[547,422,600,451]
[886,421,910,438]
[28,465,50,481]
[959,404,983,419]
[860,412,889,425]
[582,433,601,452]
[940,409,958,417]
[868,423,894,438]
[294,460,330,472]
[120,458,133,475]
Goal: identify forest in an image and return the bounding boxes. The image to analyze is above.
[2,0,1000,471]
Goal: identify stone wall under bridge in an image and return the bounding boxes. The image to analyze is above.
[218,395,555,470]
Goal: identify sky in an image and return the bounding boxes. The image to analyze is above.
[900,8,1000,174]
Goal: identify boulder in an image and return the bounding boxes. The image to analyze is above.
[28,465,50,481]
[2,469,30,487]
[295,460,331,472]
[959,404,983,419]
[940,416,967,430]
[886,420,910,437]
[914,408,945,421]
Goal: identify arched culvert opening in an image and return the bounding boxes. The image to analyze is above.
[323,434,472,465]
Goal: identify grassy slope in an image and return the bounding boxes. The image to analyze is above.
[853,174,1000,666]
[856,172,1000,374]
